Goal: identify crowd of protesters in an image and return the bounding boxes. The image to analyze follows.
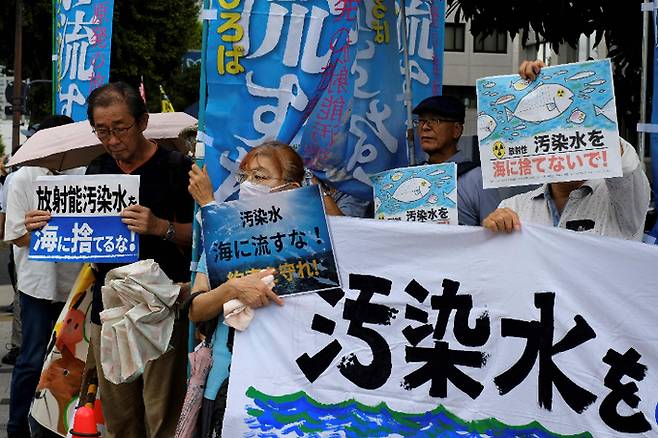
[0,58,653,438]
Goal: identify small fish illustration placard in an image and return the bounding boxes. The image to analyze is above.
[476,59,622,188]
[371,163,458,225]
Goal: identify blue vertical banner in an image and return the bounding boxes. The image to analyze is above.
[201,0,445,201]
[404,0,445,103]
[404,0,445,163]
[54,0,114,121]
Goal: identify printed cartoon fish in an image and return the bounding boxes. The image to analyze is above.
[594,98,616,123]
[374,196,381,212]
[483,82,496,88]
[382,183,393,190]
[580,88,595,94]
[504,83,574,123]
[513,124,527,130]
[510,78,531,91]
[427,169,445,176]
[586,79,606,86]
[566,71,595,81]
[511,132,519,137]
[477,113,497,140]
[555,70,568,75]
[427,194,438,204]
[568,108,586,124]
[391,178,431,203]
[391,172,404,182]
[492,95,515,106]
[541,75,552,80]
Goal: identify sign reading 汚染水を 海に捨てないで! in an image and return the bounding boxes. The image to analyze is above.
[476,59,621,188]
[29,174,139,263]
[371,163,457,224]
[201,185,340,296]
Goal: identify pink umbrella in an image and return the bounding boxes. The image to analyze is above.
[175,344,213,438]
[7,112,197,171]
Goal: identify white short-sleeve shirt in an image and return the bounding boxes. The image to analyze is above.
[4,166,84,301]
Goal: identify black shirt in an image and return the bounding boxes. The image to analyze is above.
[86,146,194,324]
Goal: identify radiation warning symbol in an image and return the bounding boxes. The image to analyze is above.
[492,141,506,159]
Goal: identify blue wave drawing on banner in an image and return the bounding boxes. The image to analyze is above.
[242,387,592,438]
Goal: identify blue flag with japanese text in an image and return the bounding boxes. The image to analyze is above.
[54,0,114,121]
[202,0,445,201]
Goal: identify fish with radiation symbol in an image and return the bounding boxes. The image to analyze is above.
[391,178,431,203]
[505,84,574,123]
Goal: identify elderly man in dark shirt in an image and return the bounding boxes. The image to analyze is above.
[26,82,194,437]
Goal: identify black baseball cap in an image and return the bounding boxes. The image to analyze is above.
[412,95,465,123]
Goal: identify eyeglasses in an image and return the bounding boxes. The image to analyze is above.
[412,118,453,128]
[236,170,283,184]
[92,123,135,140]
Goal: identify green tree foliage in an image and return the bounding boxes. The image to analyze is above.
[0,0,201,122]
[110,0,201,113]
[0,0,53,80]
[448,0,644,133]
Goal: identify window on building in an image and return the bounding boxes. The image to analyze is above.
[473,31,508,54]
[444,23,465,52]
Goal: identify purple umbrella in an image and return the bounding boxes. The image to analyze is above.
[175,344,213,438]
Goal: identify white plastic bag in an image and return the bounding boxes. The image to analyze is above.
[99,259,180,384]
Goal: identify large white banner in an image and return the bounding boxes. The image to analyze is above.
[223,218,658,437]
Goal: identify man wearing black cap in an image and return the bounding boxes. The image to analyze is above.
[412,95,500,225]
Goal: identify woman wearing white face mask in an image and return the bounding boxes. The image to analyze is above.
[184,141,343,436]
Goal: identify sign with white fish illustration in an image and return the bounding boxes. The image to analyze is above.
[201,185,340,296]
[222,218,658,437]
[476,59,622,188]
[370,164,457,224]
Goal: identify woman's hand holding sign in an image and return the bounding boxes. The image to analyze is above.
[227,268,283,308]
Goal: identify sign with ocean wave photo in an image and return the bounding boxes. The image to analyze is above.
[201,185,340,295]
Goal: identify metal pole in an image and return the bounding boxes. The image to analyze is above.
[639,1,650,161]
[52,0,57,114]
[399,0,416,165]
[11,0,23,155]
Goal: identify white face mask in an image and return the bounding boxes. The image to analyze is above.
[238,180,272,200]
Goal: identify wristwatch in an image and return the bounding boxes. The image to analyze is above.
[163,221,176,242]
